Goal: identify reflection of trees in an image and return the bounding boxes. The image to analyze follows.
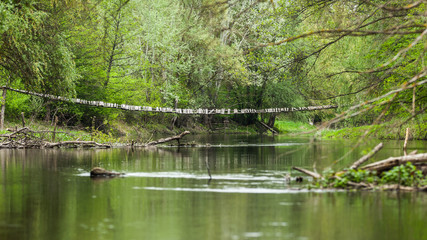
[1,140,427,239]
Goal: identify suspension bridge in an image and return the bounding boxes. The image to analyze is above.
[1,86,337,114]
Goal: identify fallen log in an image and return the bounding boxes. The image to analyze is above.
[292,166,322,179]
[146,131,190,146]
[349,142,383,169]
[257,121,278,134]
[361,153,427,172]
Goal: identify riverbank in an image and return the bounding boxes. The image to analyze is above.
[320,121,427,140]
[2,116,425,145]
[0,118,259,145]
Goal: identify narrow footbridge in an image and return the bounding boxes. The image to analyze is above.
[2,86,337,114]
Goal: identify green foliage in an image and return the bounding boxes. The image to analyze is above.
[314,162,426,189]
[343,169,379,184]
[318,168,379,188]
[1,0,425,136]
[0,1,77,93]
[321,116,427,140]
[380,162,424,187]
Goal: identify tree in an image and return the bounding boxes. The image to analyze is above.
[0,0,78,126]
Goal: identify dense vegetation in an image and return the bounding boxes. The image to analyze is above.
[0,0,425,139]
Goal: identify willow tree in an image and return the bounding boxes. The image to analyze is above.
[0,0,78,126]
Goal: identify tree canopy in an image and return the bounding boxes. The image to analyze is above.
[1,0,425,135]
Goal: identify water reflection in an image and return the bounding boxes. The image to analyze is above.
[0,136,426,240]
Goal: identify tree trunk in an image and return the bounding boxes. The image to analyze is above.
[45,100,51,123]
[0,87,6,129]
[267,113,276,128]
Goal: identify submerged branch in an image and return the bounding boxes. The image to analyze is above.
[44,141,111,148]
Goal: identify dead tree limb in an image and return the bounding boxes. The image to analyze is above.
[403,128,409,155]
[292,166,323,179]
[146,131,190,146]
[349,142,383,169]
[361,153,427,172]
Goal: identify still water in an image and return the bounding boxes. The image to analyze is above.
[1,135,426,240]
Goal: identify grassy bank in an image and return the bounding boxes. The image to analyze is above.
[274,120,316,134]
[1,117,259,144]
[3,116,424,144]
[320,122,427,140]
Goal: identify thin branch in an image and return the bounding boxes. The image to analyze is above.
[325,69,426,127]
[362,0,425,12]
[245,27,426,54]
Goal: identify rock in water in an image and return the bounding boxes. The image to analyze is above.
[90,167,122,178]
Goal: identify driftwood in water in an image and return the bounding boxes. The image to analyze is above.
[361,153,427,172]
[90,167,123,178]
[292,166,322,179]
[146,131,190,146]
[349,142,383,169]
[45,141,111,148]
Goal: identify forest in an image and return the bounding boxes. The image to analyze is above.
[0,0,426,140]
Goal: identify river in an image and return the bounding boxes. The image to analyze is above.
[1,135,426,240]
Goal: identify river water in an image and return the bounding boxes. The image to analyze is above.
[1,135,426,240]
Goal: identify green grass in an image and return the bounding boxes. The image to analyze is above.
[274,120,316,134]
[321,122,427,140]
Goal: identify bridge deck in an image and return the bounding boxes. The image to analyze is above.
[1,87,337,114]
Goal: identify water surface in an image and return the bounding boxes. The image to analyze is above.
[1,135,426,240]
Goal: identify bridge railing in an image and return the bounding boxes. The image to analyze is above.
[1,86,337,114]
